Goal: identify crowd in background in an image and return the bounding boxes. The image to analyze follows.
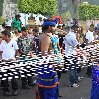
[0,14,99,99]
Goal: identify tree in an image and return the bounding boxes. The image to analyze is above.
[71,0,78,18]
[0,0,3,16]
[17,0,57,16]
[79,3,99,21]
[83,0,99,5]
[61,11,71,23]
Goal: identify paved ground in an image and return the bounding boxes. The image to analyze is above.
[0,68,91,99]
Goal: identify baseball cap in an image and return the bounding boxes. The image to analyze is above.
[42,20,56,27]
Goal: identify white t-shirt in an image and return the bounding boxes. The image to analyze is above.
[86,30,94,43]
[0,39,19,60]
[64,31,78,56]
[36,20,43,26]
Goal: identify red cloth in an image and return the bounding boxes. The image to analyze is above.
[53,16,62,24]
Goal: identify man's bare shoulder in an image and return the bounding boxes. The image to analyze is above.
[40,33,51,40]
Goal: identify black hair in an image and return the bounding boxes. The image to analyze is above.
[71,25,79,30]
[15,14,21,21]
[14,27,18,30]
[2,23,6,28]
[65,26,70,30]
[62,24,65,27]
[33,29,39,32]
[1,30,11,37]
[42,26,50,32]
[5,26,11,31]
[15,14,20,18]
[39,17,42,20]
[18,30,21,33]
[57,25,62,28]
[73,18,76,21]
[21,27,26,32]
[90,24,94,28]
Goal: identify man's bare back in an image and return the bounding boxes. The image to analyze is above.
[39,33,52,55]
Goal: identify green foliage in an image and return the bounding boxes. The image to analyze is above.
[0,0,3,16]
[17,0,57,16]
[61,11,71,22]
[79,3,99,21]
[83,0,99,5]
[0,16,5,24]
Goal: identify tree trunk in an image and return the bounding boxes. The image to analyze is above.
[72,0,77,18]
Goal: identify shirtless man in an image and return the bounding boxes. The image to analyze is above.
[39,20,56,56]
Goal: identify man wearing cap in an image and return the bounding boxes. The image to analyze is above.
[37,19,60,99]
[39,19,56,56]
[0,30,19,96]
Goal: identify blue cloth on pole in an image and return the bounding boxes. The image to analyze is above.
[54,18,59,24]
[91,65,99,99]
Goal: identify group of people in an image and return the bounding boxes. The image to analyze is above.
[0,14,99,99]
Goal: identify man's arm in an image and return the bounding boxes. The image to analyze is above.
[0,43,3,56]
[14,40,20,57]
[48,42,53,54]
[61,43,65,54]
[15,50,20,57]
[71,35,79,47]
[57,42,60,52]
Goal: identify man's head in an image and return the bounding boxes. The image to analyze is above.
[1,30,11,40]
[16,14,21,20]
[14,27,19,33]
[39,17,43,21]
[65,26,70,33]
[28,27,33,34]
[33,29,39,36]
[21,27,27,37]
[89,24,94,32]
[5,26,11,33]
[42,19,56,33]
[71,25,79,33]
[73,18,76,21]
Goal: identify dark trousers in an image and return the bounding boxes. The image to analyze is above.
[77,66,82,73]
[21,76,33,86]
[1,78,18,91]
[86,66,92,77]
[57,71,61,80]
[69,59,78,85]
[69,68,78,85]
